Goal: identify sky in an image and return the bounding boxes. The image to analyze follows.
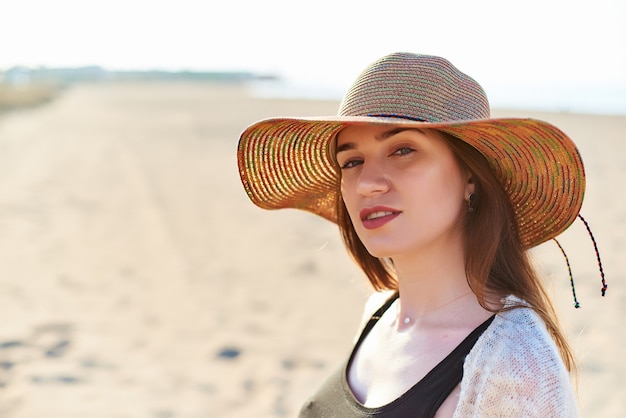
[2,0,625,112]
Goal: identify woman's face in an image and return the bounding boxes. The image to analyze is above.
[335,125,474,260]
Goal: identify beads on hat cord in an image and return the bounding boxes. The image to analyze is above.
[553,238,580,308]
[577,214,608,297]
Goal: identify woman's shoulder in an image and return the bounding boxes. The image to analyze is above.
[364,290,397,313]
[489,296,556,347]
[473,296,562,363]
[455,295,578,417]
[352,290,396,342]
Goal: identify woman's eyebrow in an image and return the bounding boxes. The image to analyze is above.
[335,128,417,154]
[335,142,355,153]
[377,127,416,141]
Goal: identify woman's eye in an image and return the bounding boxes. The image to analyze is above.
[393,147,414,156]
[340,159,362,169]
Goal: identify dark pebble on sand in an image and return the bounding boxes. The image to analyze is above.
[0,340,24,349]
[281,359,295,370]
[31,375,82,384]
[56,375,81,384]
[217,347,241,359]
[0,361,14,370]
[45,340,70,358]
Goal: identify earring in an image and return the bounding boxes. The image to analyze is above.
[468,193,474,213]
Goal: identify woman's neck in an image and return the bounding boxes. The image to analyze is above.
[395,271,475,323]
[391,238,481,326]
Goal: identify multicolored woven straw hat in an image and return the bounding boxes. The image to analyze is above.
[237,52,586,248]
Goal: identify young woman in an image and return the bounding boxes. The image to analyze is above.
[237,52,590,417]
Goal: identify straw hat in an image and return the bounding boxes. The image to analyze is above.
[237,52,585,248]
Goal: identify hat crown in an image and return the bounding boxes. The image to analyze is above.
[338,52,490,122]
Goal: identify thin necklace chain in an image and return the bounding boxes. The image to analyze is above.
[398,290,473,325]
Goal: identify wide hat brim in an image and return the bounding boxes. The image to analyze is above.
[237,115,585,248]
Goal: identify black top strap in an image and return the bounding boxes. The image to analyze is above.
[300,292,495,418]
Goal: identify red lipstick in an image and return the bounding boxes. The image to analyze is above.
[359,206,401,230]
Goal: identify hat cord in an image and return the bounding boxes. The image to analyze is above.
[577,214,608,297]
[552,214,608,309]
[553,238,580,308]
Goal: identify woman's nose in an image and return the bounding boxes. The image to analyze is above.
[356,161,390,196]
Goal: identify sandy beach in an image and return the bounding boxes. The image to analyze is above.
[0,81,623,417]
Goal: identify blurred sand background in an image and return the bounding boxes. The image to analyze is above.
[0,81,623,417]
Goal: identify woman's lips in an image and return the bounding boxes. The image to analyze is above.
[359,207,401,230]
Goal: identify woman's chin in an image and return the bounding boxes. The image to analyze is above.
[363,244,397,260]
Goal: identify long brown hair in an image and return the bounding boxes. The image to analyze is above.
[335,129,576,372]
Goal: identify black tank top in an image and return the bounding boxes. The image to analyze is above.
[299,293,494,417]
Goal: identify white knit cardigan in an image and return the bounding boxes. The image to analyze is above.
[453,296,578,417]
[359,293,578,417]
